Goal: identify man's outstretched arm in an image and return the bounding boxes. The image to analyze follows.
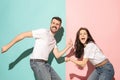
[1,31,32,53]
[53,40,73,59]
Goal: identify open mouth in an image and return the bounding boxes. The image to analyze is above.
[81,38,85,40]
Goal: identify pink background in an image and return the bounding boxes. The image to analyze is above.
[66,0,120,80]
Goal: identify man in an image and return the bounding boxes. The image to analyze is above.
[1,17,73,80]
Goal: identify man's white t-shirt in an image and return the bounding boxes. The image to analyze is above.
[30,29,57,60]
[84,42,106,65]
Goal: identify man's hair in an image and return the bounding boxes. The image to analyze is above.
[51,17,62,24]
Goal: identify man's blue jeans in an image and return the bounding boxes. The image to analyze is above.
[30,60,61,80]
[87,61,114,80]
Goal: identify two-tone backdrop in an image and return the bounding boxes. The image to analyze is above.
[0,0,120,80]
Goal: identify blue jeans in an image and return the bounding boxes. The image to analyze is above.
[30,60,61,80]
[88,61,114,80]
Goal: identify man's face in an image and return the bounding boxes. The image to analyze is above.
[50,19,61,34]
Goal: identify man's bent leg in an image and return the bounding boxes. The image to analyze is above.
[30,61,51,80]
[45,63,61,80]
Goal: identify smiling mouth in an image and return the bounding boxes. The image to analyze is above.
[52,26,57,29]
[81,38,85,40]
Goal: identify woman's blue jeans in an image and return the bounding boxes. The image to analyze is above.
[30,60,61,80]
[88,61,114,80]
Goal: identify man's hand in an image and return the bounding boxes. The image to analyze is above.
[67,39,73,48]
[1,45,9,53]
[65,57,70,62]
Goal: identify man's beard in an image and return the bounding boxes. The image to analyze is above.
[51,26,57,29]
[50,26,57,34]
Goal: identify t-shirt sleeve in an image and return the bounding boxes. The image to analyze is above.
[32,29,45,39]
[54,44,58,48]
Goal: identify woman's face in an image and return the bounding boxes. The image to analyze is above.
[79,30,88,45]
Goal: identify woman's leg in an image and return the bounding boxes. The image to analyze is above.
[98,62,114,80]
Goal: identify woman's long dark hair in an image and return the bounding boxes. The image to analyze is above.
[74,27,95,58]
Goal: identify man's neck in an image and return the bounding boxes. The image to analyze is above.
[50,30,55,36]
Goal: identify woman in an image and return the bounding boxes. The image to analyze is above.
[68,27,114,80]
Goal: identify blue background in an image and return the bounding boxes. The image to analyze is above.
[0,0,66,80]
